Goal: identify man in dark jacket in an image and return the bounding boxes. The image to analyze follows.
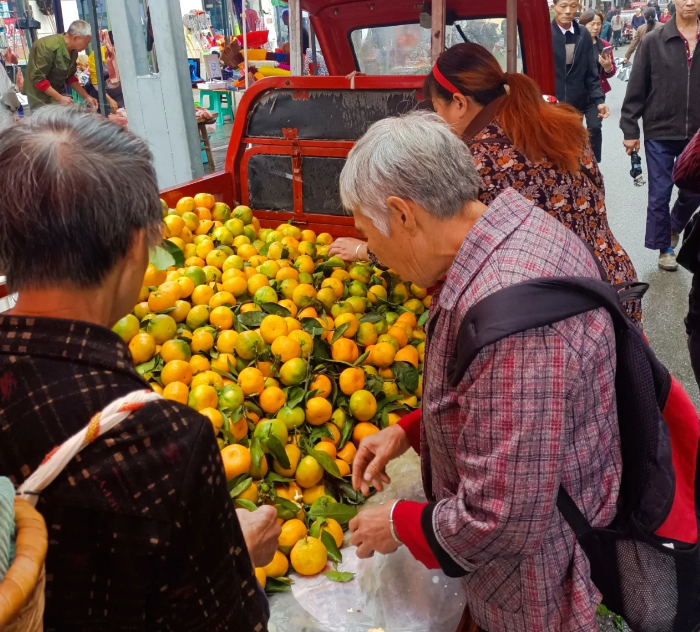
[620,0,700,271]
[552,0,610,163]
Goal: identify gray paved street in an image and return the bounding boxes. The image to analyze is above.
[599,70,699,407]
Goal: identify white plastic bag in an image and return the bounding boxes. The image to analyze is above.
[268,451,467,632]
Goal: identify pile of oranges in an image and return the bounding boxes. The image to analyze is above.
[114,192,430,588]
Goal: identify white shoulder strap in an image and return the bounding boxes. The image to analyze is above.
[17,390,162,507]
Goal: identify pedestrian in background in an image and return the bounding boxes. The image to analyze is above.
[611,10,624,49]
[580,9,616,162]
[620,0,700,271]
[600,13,613,41]
[623,7,658,64]
[23,20,97,110]
[661,6,673,23]
[631,6,647,31]
[551,0,610,163]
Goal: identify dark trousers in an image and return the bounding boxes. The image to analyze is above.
[687,270,700,391]
[612,29,622,47]
[585,103,603,163]
[644,139,700,251]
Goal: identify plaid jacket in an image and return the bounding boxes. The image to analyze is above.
[0,316,268,632]
[419,189,621,631]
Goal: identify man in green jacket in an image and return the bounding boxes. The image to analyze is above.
[24,20,97,110]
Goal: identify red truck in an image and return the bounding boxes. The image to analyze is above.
[161,0,555,239]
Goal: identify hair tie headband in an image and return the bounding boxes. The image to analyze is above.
[432,63,460,95]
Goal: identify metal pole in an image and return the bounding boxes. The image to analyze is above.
[506,0,518,73]
[288,0,302,75]
[222,0,231,46]
[84,0,109,116]
[430,0,445,63]
[52,0,64,33]
[310,22,317,75]
[242,0,249,88]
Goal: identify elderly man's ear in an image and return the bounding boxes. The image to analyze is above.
[386,196,419,235]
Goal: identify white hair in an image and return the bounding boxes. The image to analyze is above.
[67,20,91,37]
[339,110,481,237]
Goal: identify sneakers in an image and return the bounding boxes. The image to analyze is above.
[659,250,679,271]
[671,231,680,249]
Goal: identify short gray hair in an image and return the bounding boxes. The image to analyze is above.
[0,106,162,291]
[339,110,481,236]
[67,20,91,37]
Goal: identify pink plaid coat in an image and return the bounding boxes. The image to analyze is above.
[421,188,621,631]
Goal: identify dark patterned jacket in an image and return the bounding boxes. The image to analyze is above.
[0,315,269,632]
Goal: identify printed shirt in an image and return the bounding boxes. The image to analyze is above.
[396,189,621,632]
[678,18,700,67]
[0,315,269,632]
[23,34,78,108]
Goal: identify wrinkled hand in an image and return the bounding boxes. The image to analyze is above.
[352,424,410,496]
[327,237,367,262]
[236,505,281,568]
[623,57,629,65]
[349,501,401,558]
[597,104,610,119]
[85,96,99,110]
[57,95,74,106]
[599,53,614,73]
[623,138,640,155]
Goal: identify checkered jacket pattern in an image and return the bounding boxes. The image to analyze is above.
[0,316,269,631]
[421,189,621,632]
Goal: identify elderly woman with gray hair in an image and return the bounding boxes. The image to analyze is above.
[0,107,278,630]
[346,111,620,632]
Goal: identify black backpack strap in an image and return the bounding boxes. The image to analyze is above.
[556,485,593,538]
[447,276,648,387]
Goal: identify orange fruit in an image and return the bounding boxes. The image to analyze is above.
[191,330,215,353]
[276,482,303,503]
[191,285,214,306]
[297,306,317,320]
[257,360,273,378]
[175,276,195,299]
[349,390,377,422]
[306,397,333,426]
[247,273,269,296]
[189,355,210,374]
[337,441,357,464]
[322,422,341,446]
[276,266,299,281]
[331,338,359,363]
[356,322,378,347]
[285,316,301,333]
[397,312,418,328]
[292,284,317,308]
[394,345,419,368]
[295,456,324,488]
[146,314,177,344]
[260,386,287,414]
[309,517,344,548]
[278,518,307,555]
[128,332,156,365]
[194,192,216,209]
[216,329,239,354]
[143,263,167,287]
[237,481,259,504]
[112,314,140,344]
[170,300,191,323]
[321,277,344,298]
[235,330,264,360]
[162,381,189,404]
[352,422,380,446]
[254,567,266,588]
[188,384,218,411]
[370,341,396,368]
[260,314,288,344]
[290,537,327,576]
[271,335,302,362]
[230,415,249,441]
[191,370,224,390]
[210,353,237,375]
[176,196,197,214]
[272,443,301,477]
[221,443,252,480]
[335,459,351,477]
[210,306,234,330]
[302,484,329,505]
[333,312,359,338]
[158,280,182,301]
[263,549,289,578]
[199,407,224,433]
[387,326,409,348]
[240,301,261,313]
[289,330,313,359]
[238,366,265,396]
[339,367,365,395]
[209,291,236,309]
[314,441,336,459]
[310,374,332,398]
[161,359,193,386]
[279,358,308,386]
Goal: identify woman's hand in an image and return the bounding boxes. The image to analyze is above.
[599,53,614,73]
[327,237,367,262]
[349,501,401,558]
[352,424,411,496]
[236,505,281,568]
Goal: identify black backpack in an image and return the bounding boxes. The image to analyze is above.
[446,277,700,632]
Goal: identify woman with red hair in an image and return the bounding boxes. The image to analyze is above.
[330,43,641,324]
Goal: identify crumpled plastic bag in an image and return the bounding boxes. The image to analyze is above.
[268,451,467,632]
